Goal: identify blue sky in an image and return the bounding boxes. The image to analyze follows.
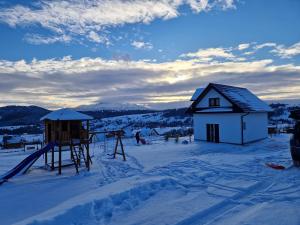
[0,0,299,109]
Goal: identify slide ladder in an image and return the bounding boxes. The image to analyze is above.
[0,142,56,185]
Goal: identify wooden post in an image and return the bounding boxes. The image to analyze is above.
[58,121,62,175]
[45,151,48,166]
[58,144,62,175]
[113,135,119,159]
[86,120,90,171]
[51,146,54,170]
[68,121,72,159]
[51,121,55,171]
[119,135,126,161]
[113,132,126,161]
[70,140,74,161]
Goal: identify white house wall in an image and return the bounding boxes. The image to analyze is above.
[196,89,232,108]
[243,113,268,143]
[193,113,242,144]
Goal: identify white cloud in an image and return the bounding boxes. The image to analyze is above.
[251,42,300,59]
[87,31,109,44]
[271,42,300,59]
[254,42,277,50]
[243,51,255,55]
[24,34,71,45]
[0,47,299,108]
[187,0,210,12]
[1,41,299,108]
[0,0,237,44]
[180,47,235,59]
[237,43,250,51]
[187,0,235,12]
[131,41,153,50]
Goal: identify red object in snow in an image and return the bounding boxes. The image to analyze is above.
[265,163,286,170]
[140,138,146,145]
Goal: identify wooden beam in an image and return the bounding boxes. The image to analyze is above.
[45,150,48,166]
[51,147,54,170]
[51,121,55,171]
[86,120,90,171]
[119,135,126,161]
[58,121,62,175]
[113,136,119,159]
[58,144,62,175]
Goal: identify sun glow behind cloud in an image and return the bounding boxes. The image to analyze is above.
[0,41,300,109]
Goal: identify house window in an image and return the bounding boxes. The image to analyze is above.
[209,98,220,107]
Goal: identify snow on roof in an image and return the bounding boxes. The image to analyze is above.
[211,83,272,112]
[190,88,205,101]
[40,108,93,121]
[191,83,272,113]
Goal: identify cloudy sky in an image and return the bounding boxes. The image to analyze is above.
[0,0,299,109]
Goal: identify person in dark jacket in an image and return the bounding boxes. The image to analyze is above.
[135,131,140,144]
[290,121,300,166]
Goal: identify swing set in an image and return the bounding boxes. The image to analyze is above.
[89,130,126,161]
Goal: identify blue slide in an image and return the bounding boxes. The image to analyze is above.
[0,142,56,185]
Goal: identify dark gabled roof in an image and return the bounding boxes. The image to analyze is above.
[188,83,272,113]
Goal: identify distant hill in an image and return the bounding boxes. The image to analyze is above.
[81,108,190,120]
[82,109,157,119]
[0,105,190,128]
[76,102,149,111]
[0,105,50,126]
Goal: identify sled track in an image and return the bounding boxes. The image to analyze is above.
[175,179,274,225]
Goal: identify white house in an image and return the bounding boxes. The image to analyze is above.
[188,83,272,145]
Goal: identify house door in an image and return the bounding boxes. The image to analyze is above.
[206,124,219,143]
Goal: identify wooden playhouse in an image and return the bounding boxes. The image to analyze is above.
[41,108,93,174]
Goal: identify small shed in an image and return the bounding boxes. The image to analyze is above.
[2,135,24,149]
[40,108,93,174]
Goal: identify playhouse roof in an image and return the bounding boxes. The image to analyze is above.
[190,83,272,113]
[40,108,93,121]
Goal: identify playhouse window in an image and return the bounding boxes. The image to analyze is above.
[209,98,220,107]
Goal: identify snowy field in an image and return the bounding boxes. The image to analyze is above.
[0,134,299,225]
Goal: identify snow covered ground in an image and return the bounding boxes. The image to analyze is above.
[0,134,299,225]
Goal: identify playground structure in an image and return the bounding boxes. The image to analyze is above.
[0,108,127,184]
[41,108,93,174]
